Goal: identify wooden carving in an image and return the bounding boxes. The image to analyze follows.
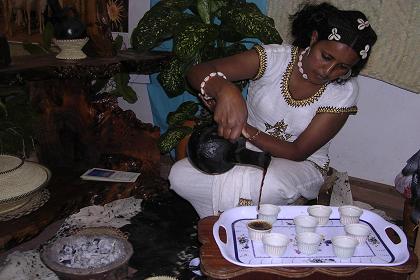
[29,79,160,177]
[2,0,47,36]
[84,0,115,57]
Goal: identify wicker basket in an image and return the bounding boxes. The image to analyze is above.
[54,37,89,60]
[0,155,50,214]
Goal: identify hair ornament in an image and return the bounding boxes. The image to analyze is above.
[328,28,341,41]
[357,18,369,30]
[360,45,370,59]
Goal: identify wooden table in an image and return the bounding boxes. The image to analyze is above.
[198,216,418,280]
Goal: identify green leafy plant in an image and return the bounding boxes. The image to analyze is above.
[0,86,38,157]
[131,0,282,97]
[157,100,213,154]
[132,0,282,153]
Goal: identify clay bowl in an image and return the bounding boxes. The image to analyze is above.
[40,227,133,280]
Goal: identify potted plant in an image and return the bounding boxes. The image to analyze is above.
[156,100,213,159]
[131,0,282,155]
[0,85,38,158]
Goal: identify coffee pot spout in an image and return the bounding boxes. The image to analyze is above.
[232,138,271,170]
[187,125,271,174]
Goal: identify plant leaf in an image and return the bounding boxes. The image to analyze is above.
[42,22,54,50]
[113,35,124,51]
[158,126,193,154]
[131,0,194,52]
[22,42,48,54]
[220,1,282,44]
[209,0,228,17]
[174,22,218,61]
[167,101,199,126]
[118,84,138,104]
[157,57,188,97]
[0,101,6,117]
[113,72,130,86]
[197,0,211,24]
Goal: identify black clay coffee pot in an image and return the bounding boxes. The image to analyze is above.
[47,0,87,40]
[187,124,271,174]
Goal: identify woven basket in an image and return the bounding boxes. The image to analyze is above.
[0,155,50,214]
[54,37,89,60]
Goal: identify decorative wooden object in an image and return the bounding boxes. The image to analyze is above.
[198,216,417,280]
[0,50,172,251]
[0,50,171,174]
[0,50,171,83]
[84,0,115,57]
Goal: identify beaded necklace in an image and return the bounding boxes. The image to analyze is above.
[281,46,328,107]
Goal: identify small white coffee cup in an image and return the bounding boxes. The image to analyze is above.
[296,231,323,255]
[332,235,359,258]
[262,232,289,257]
[307,205,332,226]
[344,223,371,244]
[338,205,363,225]
[258,204,280,225]
[293,215,318,234]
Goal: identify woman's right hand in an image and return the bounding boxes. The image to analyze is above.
[212,82,248,141]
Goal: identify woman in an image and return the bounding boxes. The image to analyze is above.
[169,3,377,218]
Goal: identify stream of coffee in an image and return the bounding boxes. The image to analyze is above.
[256,168,267,211]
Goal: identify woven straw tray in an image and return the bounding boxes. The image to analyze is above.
[213,206,409,267]
[0,159,51,214]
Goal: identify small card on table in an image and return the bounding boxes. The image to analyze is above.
[80,168,140,183]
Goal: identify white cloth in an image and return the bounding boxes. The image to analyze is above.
[248,44,359,171]
[169,44,359,218]
[170,157,324,218]
[0,250,58,280]
[0,197,142,280]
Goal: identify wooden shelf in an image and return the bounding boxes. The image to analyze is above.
[0,50,172,84]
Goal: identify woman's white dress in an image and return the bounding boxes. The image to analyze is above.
[169,44,359,218]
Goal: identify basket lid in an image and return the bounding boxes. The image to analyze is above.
[0,155,50,203]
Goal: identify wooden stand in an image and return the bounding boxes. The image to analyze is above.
[0,50,172,251]
[198,216,417,280]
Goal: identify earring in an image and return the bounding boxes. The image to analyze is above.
[339,69,352,80]
[298,47,310,80]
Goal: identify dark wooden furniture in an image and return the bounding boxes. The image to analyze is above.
[198,216,417,280]
[0,50,172,251]
[0,171,169,251]
[0,50,172,173]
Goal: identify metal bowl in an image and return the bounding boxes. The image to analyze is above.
[40,227,133,280]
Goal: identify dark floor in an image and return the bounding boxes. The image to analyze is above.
[123,187,206,280]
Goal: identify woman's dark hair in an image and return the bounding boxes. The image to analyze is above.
[290,2,377,79]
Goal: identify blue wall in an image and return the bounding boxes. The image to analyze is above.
[148,0,267,134]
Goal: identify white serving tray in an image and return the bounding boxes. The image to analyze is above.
[213,206,409,267]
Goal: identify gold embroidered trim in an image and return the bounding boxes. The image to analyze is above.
[281,47,328,107]
[252,45,267,80]
[316,106,358,114]
[308,159,330,176]
[264,120,292,141]
[238,198,254,206]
